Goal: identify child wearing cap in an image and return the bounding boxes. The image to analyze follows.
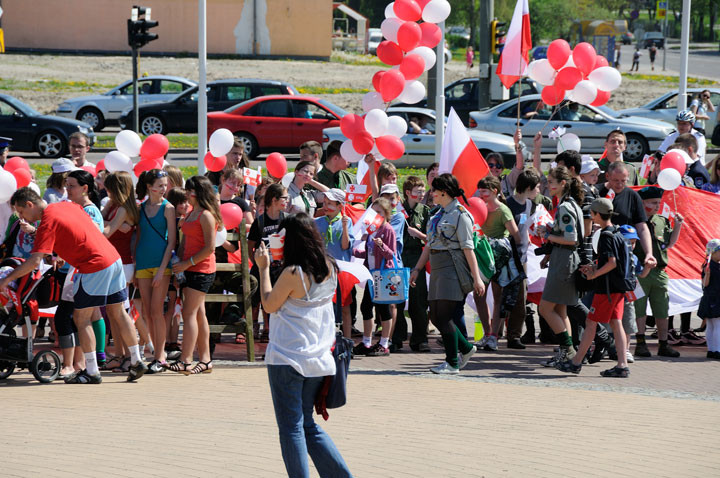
[633,186,684,358]
[699,240,720,360]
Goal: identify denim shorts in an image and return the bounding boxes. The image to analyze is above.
[185,271,216,293]
[73,259,128,310]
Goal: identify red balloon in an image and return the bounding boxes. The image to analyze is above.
[594,54,609,69]
[547,39,571,70]
[352,132,375,155]
[96,159,106,172]
[416,0,432,8]
[266,152,287,178]
[376,41,404,65]
[140,134,169,161]
[572,42,597,76]
[396,21,422,52]
[379,69,406,102]
[554,67,583,91]
[4,156,29,173]
[660,151,687,175]
[375,135,405,160]
[371,72,386,94]
[462,196,488,227]
[399,54,425,80]
[133,159,158,177]
[204,152,227,172]
[590,90,611,107]
[81,164,97,177]
[394,0,422,21]
[12,168,32,188]
[340,114,365,140]
[220,202,244,230]
[419,22,442,48]
[541,85,566,106]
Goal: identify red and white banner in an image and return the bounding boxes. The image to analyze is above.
[496,0,532,88]
[439,108,489,198]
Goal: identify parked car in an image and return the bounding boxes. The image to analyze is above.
[621,32,634,45]
[469,95,675,161]
[446,25,470,41]
[207,95,346,158]
[56,76,196,131]
[368,28,383,54]
[642,32,664,48]
[618,88,720,137]
[119,79,299,135]
[323,106,521,168]
[0,93,95,158]
[531,46,548,60]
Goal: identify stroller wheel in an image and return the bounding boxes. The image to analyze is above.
[0,360,15,380]
[31,350,61,383]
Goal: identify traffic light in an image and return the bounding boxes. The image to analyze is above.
[490,20,506,55]
[127,6,158,49]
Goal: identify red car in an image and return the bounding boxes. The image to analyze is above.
[207,95,347,158]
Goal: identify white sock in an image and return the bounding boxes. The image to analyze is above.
[379,337,389,349]
[128,344,142,365]
[147,341,154,355]
[84,351,99,376]
[709,319,720,352]
[362,336,372,347]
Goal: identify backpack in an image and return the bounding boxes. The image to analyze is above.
[601,226,637,293]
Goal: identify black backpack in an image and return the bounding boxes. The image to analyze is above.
[601,226,637,293]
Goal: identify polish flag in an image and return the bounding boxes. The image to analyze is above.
[345,183,369,203]
[356,160,380,192]
[439,108,489,198]
[496,0,532,88]
[351,206,384,238]
[335,260,372,305]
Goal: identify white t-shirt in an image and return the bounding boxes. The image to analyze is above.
[658,130,707,164]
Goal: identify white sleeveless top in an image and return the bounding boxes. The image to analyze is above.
[264,265,337,377]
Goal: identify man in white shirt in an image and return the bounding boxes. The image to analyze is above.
[658,109,707,164]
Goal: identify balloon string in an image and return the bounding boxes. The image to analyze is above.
[673,189,677,212]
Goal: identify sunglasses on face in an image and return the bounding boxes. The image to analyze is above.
[487,163,503,169]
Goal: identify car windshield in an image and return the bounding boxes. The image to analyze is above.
[369,33,382,42]
[317,99,348,118]
[3,95,40,116]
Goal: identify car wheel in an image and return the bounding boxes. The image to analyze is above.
[36,131,67,158]
[624,133,648,162]
[140,115,166,136]
[235,132,258,158]
[77,107,105,131]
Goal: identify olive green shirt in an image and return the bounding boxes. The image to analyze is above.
[480,203,513,239]
[597,158,639,186]
[316,167,354,191]
[635,214,672,269]
[402,200,430,258]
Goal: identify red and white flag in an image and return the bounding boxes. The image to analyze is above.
[345,183,369,203]
[439,108,489,198]
[243,167,261,186]
[396,201,409,219]
[639,154,654,179]
[351,206,384,238]
[496,0,532,88]
[356,160,380,191]
[606,189,616,200]
[335,260,372,305]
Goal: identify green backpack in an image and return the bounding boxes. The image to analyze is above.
[473,232,496,284]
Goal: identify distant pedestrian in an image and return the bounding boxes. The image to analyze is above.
[465,45,474,74]
[649,44,657,71]
[630,49,640,71]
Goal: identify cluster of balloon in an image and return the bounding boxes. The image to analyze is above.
[105,130,170,181]
[0,156,35,201]
[341,0,451,162]
[527,39,622,107]
[657,149,690,191]
[204,128,235,172]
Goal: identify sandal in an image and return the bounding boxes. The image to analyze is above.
[111,357,131,373]
[100,356,122,371]
[183,361,212,375]
[164,360,191,373]
[235,334,246,344]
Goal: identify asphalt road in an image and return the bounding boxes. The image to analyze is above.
[619,42,720,81]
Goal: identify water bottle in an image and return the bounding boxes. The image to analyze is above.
[171,252,185,284]
[473,315,484,342]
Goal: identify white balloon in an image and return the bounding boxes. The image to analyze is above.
[370,144,385,161]
[340,139,365,163]
[557,133,581,153]
[209,128,234,157]
[422,0,451,23]
[397,80,426,104]
[215,227,228,247]
[657,168,682,191]
[28,181,41,196]
[563,55,576,69]
[362,91,385,113]
[0,170,18,203]
[527,59,557,86]
[570,80,598,105]
[115,130,142,157]
[409,46,436,71]
[386,115,408,138]
[364,109,389,138]
[588,66,622,92]
[384,2,397,19]
[381,18,402,43]
[104,150,133,173]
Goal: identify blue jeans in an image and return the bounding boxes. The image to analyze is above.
[267,365,353,478]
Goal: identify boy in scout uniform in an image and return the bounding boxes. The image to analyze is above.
[633,186,684,358]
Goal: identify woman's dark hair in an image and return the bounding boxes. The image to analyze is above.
[136,169,167,200]
[485,152,503,166]
[549,165,584,204]
[477,175,506,204]
[184,175,223,228]
[294,160,316,173]
[279,212,335,283]
[264,183,286,209]
[46,171,69,190]
[515,168,541,194]
[432,173,468,204]
[69,169,101,208]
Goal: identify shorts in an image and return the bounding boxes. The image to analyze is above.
[633,268,669,319]
[73,259,128,310]
[122,263,135,283]
[622,297,637,334]
[587,292,625,324]
[135,267,172,279]
[185,271,216,293]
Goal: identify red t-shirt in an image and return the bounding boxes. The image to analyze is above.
[33,202,120,274]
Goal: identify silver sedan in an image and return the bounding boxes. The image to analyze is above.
[322,107,521,168]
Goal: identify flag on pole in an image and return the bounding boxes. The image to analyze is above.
[496,0,532,89]
[439,108,489,197]
[356,160,380,190]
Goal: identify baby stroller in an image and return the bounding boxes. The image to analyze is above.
[0,257,62,383]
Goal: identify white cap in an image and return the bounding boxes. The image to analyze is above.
[51,158,77,173]
[580,155,601,175]
[379,183,400,196]
[322,188,346,203]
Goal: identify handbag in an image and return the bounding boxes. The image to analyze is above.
[448,248,474,295]
[369,256,410,305]
[314,332,354,420]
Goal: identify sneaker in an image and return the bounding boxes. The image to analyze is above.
[458,345,477,370]
[484,335,498,351]
[507,337,526,349]
[350,327,363,338]
[352,342,372,356]
[430,361,459,374]
[366,343,390,357]
[657,343,680,358]
[600,366,630,378]
[146,360,165,374]
[474,336,488,349]
[666,329,682,345]
[634,342,652,358]
[625,351,635,364]
[681,331,706,346]
[556,360,582,374]
[541,347,564,368]
[127,360,149,382]
[64,369,102,384]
